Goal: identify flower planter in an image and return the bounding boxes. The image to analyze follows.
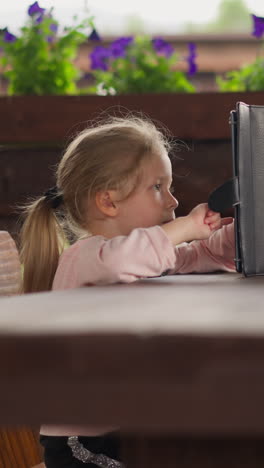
[1,91,264,144]
[1,91,264,237]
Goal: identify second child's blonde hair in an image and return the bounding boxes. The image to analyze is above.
[20,115,171,294]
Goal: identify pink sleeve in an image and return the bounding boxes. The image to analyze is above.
[53,226,176,289]
[168,221,236,274]
[53,222,236,290]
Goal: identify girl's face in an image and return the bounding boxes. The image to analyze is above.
[114,151,178,236]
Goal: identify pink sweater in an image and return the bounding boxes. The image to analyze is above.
[41,222,235,436]
[53,223,235,290]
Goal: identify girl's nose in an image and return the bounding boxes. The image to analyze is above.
[168,192,179,209]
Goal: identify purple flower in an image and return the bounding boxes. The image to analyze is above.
[186,42,197,76]
[252,14,264,38]
[28,2,45,24]
[3,29,17,43]
[110,43,126,58]
[35,14,44,24]
[109,36,133,59]
[114,37,133,47]
[50,23,58,34]
[152,37,174,58]
[89,28,101,41]
[90,46,111,71]
[28,1,45,16]
[46,36,54,43]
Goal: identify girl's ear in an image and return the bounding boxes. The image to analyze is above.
[95,190,119,217]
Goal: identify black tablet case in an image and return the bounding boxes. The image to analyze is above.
[208,102,264,277]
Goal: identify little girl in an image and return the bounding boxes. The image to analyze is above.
[20,115,235,467]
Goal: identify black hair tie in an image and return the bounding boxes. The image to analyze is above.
[44,186,63,209]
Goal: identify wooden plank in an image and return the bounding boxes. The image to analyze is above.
[123,437,264,468]
[1,92,264,144]
[0,274,264,432]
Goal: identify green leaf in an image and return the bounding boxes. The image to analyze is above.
[0,6,94,95]
[217,57,264,92]
[89,35,195,94]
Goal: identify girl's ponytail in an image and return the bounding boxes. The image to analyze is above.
[20,196,65,293]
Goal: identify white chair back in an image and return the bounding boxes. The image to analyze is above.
[0,231,21,296]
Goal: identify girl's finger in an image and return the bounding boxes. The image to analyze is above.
[210,221,222,230]
[206,210,215,217]
[221,217,233,226]
[205,214,220,224]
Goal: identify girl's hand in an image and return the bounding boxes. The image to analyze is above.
[161,204,233,246]
[187,203,229,241]
[204,210,233,231]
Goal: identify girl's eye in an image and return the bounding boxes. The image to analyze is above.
[154,183,161,191]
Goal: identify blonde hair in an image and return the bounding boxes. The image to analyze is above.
[20,115,171,293]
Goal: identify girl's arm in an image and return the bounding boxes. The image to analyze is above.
[53,225,177,288]
[168,221,235,275]
[53,205,235,289]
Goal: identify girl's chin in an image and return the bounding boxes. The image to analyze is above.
[161,219,174,225]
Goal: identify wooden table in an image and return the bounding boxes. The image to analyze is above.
[1,273,264,467]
